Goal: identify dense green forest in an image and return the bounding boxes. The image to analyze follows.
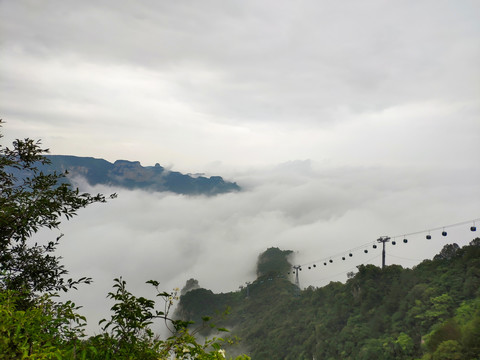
[177,244,480,359]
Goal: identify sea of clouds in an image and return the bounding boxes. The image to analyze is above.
[32,160,479,334]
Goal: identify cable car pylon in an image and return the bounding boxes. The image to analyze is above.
[377,236,390,269]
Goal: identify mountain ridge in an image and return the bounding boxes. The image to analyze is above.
[44,155,240,195]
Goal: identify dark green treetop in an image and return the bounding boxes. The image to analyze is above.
[256,247,293,278]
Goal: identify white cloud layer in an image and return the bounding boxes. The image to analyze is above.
[30,162,480,334]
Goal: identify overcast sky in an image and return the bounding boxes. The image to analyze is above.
[1,0,480,334]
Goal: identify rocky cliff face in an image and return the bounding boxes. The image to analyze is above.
[45,155,240,195]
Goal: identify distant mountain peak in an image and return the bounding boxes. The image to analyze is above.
[45,155,240,195]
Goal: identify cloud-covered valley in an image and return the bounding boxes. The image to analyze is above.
[32,161,480,333]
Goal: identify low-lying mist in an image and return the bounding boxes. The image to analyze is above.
[34,161,479,334]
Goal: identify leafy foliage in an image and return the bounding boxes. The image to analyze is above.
[84,278,248,360]
[0,277,249,359]
[0,290,86,359]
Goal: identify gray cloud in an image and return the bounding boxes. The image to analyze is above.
[1,1,478,173]
[1,0,479,132]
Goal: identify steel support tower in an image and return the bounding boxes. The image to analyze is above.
[377,236,391,269]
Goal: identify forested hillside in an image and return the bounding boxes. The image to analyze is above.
[177,242,480,359]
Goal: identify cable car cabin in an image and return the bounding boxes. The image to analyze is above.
[403,238,408,243]
[471,226,477,231]
[442,231,447,236]
[426,235,432,239]
[392,241,396,245]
